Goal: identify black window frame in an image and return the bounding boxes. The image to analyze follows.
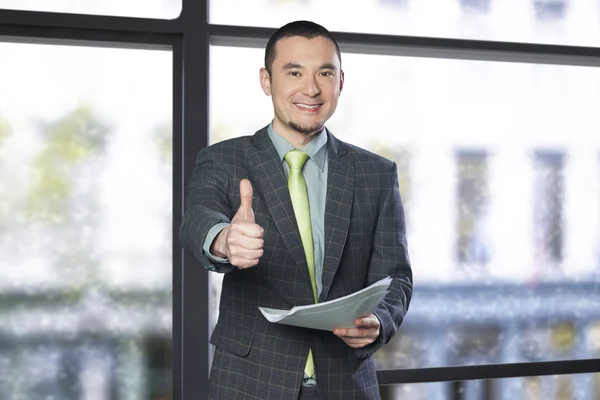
[1,1,600,398]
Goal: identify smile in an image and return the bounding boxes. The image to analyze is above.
[294,103,323,113]
[294,103,322,112]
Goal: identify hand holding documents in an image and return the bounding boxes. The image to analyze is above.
[259,277,392,331]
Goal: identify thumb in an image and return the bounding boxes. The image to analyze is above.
[235,178,255,223]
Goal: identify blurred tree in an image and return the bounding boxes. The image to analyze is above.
[26,103,108,220]
[154,120,172,167]
[0,118,10,146]
[210,119,235,145]
[25,103,111,290]
[0,118,12,236]
[149,120,174,400]
[153,120,174,282]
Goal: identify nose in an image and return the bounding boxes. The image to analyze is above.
[302,76,320,97]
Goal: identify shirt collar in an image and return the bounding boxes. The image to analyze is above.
[267,122,328,172]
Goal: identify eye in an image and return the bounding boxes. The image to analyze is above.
[289,71,300,77]
[320,71,334,77]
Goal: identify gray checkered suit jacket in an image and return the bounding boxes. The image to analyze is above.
[180,126,412,400]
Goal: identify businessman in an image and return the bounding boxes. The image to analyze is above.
[180,20,413,400]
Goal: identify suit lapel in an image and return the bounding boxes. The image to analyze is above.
[319,131,354,302]
[250,128,312,287]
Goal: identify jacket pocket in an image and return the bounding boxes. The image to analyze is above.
[209,321,254,357]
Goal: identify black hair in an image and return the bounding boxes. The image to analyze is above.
[264,20,342,75]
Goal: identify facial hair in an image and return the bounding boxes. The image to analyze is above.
[288,120,322,136]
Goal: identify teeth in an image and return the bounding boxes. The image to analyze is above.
[296,103,319,109]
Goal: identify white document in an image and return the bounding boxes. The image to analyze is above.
[259,277,392,331]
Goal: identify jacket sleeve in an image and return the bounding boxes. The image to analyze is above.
[354,161,413,358]
[179,147,235,273]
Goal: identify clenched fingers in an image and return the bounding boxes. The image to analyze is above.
[228,234,264,250]
[230,222,263,238]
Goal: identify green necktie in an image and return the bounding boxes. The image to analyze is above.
[285,149,318,378]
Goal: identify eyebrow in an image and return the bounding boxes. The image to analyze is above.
[282,62,302,70]
[281,62,338,70]
[319,63,337,70]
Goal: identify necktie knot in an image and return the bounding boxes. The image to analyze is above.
[285,149,310,171]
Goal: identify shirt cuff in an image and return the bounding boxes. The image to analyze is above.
[202,223,231,263]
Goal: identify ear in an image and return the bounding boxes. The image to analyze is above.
[339,70,345,94]
[259,68,272,96]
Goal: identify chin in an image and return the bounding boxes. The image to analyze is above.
[289,122,324,136]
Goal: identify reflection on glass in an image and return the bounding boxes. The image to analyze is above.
[210,0,600,46]
[0,0,181,19]
[380,373,600,400]
[0,42,173,399]
[209,44,600,375]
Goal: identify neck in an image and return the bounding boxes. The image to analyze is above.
[272,121,322,148]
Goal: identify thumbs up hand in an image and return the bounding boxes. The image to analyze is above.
[232,178,255,224]
[210,179,264,269]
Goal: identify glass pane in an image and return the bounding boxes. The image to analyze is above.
[209,45,600,369]
[210,0,600,47]
[0,42,173,399]
[380,373,600,400]
[0,0,181,19]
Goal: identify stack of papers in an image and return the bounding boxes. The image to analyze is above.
[258,277,392,331]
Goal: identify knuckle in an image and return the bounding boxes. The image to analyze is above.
[228,234,238,245]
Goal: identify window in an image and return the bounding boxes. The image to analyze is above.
[460,0,491,14]
[380,373,600,400]
[0,42,173,399]
[209,44,600,378]
[534,0,568,20]
[532,151,565,272]
[598,153,600,269]
[456,151,491,269]
[0,0,181,19]
[209,0,600,46]
[378,0,409,9]
[10,0,598,396]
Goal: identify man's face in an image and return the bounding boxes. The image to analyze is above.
[260,36,344,137]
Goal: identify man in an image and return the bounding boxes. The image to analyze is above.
[179,20,412,400]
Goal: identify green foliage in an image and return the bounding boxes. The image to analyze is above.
[26,103,109,222]
[154,121,172,165]
[0,119,10,232]
[0,118,10,146]
[210,120,235,145]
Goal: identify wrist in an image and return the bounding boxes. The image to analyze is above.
[210,226,229,258]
